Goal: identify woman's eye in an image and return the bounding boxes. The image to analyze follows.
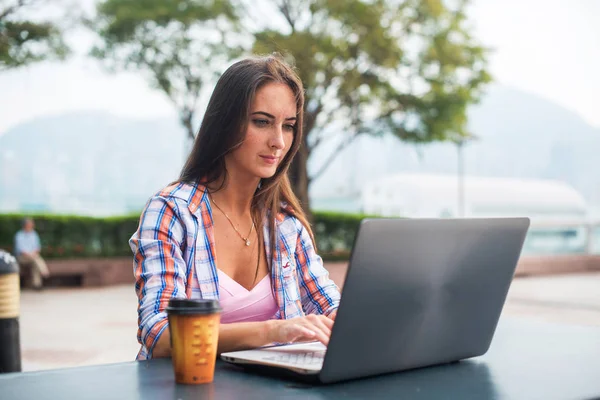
[284,124,296,132]
[253,119,269,127]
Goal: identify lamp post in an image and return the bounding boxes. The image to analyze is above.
[456,139,465,217]
[454,134,477,218]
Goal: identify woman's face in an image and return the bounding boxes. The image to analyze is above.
[225,82,297,181]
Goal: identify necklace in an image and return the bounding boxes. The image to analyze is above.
[210,196,255,246]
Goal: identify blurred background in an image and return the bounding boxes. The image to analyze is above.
[0,0,599,372]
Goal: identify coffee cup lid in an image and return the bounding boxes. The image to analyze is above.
[166,298,221,315]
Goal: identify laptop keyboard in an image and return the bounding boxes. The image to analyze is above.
[262,350,326,366]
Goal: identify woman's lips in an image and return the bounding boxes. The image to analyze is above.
[260,155,278,165]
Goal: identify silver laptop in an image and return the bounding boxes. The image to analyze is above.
[221,217,530,383]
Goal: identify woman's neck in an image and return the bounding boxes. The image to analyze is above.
[208,173,260,217]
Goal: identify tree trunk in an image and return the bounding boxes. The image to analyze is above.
[288,137,312,221]
[289,108,320,221]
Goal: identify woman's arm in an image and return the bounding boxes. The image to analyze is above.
[130,196,189,359]
[294,222,341,316]
[152,320,273,357]
[152,315,335,357]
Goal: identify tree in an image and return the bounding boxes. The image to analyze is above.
[88,0,244,141]
[87,0,490,214]
[0,0,69,70]
[248,0,491,210]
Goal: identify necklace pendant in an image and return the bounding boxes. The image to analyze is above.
[245,239,251,246]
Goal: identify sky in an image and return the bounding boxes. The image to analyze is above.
[0,0,599,135]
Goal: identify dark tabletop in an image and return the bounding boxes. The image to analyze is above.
[1,318,599,400]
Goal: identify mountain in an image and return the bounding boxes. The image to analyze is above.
[0,111,185,214]
[1,85,599,215]
[310,85,600,208]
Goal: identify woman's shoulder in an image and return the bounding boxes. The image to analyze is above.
[150,181,208,214]
[275,203,304,233]
[154,181,204,200]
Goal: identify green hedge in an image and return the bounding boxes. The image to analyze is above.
[313,211,379,260]
[0,213,141,259]
[0,211,380,261]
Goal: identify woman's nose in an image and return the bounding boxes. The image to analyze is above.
[270,126,285,149]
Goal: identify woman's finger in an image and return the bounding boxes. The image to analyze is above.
[318,315,334,330]
[281,322,316,343]
[303,317,331,345]
[305,316,331,337]
[312,318,333,343]
[278,315,334,345]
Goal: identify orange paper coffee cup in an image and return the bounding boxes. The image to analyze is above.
[167,298,221,384]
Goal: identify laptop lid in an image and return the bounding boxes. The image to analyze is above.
[319,217,530,383]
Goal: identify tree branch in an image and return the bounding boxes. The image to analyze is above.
[235,0,263,34]
[303,101,322,144]
[0,0,34,21]
[309,131,326,153]
[277,0,296,31]
[309,132,360,181]
[308,111,337,152]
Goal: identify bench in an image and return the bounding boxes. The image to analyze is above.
[20,257,134,288]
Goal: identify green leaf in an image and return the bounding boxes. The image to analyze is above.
[0,3,69,70]
[88,0,245,140]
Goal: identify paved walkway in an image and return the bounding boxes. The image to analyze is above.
[17,272,600,372]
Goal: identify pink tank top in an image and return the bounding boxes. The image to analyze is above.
[218,270,279,324]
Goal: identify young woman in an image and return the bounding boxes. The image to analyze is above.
[130,55,340,360]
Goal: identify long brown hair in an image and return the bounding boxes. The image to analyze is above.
[179,54,315,259]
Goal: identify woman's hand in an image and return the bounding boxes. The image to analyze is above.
[268,314,334,345]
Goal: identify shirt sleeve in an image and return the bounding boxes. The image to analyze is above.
[294,222,341,316]
[14,232,24,256]
[33,232,41,252]
[129,196,188,359]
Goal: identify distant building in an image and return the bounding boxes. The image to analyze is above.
[362,173,588,221]
[361,173,593,255]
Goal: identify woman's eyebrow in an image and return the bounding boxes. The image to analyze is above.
[251,111,296,121]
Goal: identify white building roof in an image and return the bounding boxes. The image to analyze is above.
[362,173,588,219]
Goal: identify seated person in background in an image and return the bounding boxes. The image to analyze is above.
[14,218,49,290]
[129,55,340,360]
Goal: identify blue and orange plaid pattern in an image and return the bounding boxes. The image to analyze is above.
[129,182,341,360]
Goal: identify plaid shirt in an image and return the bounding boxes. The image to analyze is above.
[129,182,341,360]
